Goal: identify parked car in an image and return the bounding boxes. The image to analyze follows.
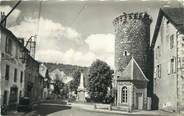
[17,97,33,112]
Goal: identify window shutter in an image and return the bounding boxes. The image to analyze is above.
[173,57,176,73]
[159,64,161,78]
[154,67,157,79]
[167,61,170,74]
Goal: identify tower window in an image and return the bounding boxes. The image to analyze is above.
[121,86,127,103]
[123,50,129,56]
[125,51,127,56]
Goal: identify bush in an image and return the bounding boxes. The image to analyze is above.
[68,95,76,102]
[104,95,114,104]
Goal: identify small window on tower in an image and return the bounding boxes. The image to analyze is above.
[125,51,127,56]
[123,50,129,56]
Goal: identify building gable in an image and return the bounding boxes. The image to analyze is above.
[117,57,149,82]
[151,8,184,48]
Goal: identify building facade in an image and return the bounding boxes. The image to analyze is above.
[0,17,29,109]
[113,12,152,111]
[151,8,184,112]
[24,55,44,103]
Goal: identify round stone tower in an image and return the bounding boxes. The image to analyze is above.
[113,12,152,75]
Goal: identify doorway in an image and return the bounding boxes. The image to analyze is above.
[3,91,8,105]
[136,93,143,110]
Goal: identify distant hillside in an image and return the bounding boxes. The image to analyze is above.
[43,62,89,86]
[44,62,88,76]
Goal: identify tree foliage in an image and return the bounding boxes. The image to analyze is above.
[53,77,64,95]
[88,59,113,103]
[69,70,81,94]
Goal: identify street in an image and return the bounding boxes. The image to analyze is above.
[20,103,173,116]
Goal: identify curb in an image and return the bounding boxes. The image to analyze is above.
[39,102,183,116]
[70,103,178,116]
[81,107,180,116]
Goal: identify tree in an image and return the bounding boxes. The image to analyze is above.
[69,69,81,94]
[53,76,64,95]
[88,59,113,103]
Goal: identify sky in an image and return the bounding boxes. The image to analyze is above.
[0,0,183,69]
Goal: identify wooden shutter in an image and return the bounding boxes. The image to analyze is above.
[167,61,170,74]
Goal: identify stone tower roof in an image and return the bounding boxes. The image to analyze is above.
[117,57,149,82]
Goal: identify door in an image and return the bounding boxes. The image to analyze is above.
[3,91,8,105]
[136,93,143,110]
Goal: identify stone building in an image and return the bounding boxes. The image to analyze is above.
[113,12,152,111]
[151,8,184,112]
[24,55,44,102]
[0,12,29,109]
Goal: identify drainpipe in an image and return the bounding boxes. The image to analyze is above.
[176,30,180,113]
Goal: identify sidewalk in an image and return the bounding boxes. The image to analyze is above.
[39,102,184,116]
[69,102,184,116]
[5,102,40,116]
[6,110,25,116]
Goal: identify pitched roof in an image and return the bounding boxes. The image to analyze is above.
[117,57,149,82]
[151,7,184,48]
[0,25,29,53]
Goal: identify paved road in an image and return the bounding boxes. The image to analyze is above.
[23,104,171,116]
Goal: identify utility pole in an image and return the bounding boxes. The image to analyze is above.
[176,30,179,113]
[0,0,22,24]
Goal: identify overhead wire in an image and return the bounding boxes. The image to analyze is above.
[71,2,87,27]
[36,0,42,40]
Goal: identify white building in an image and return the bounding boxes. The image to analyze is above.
[1,12,29,109]
[151,8,184,112]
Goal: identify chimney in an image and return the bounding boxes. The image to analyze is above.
[0,12,6,28]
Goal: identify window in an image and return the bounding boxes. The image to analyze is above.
[20,71,23,83]
[123,50,129,56]
[171,58,174,73]
[5,65,10,80]
[19,91,22,98]
[157,64,161,78]
[124,51,127,56]
[170,58,175,74]
[15,46,19,58]
[14,68,17,82]
[156,46,160,59]
[40,77,42,84]
[121,86,127,103]
[170,34,174,49]
[5,37,12,55]
[182,57,184,68]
